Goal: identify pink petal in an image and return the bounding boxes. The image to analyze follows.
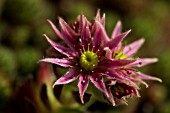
[94,21,110,44]
[47,19,64,40]
[106,86,115,106]
[101,73,115,79]
[116,77,140,90]
[113,97,127,105]
[105,30,131,50]
[96,68,119,79]
[123,38,145,56]
[92,21,102,49]
[104,47,112,59]
[95,9,105,27]
[80,19,91,49]
[100,59,135,68]
[90,75,109,97]
[43,34,75,57]
[79,15,88,34]
[118,69,148,88]
[59,17,78,38]
[128,58,158,67]
[95,9,101,21]
[128,77,149,88]
[59,18,79,50]
[137,72,162,82]
[78,75,89,104]
[132,89,140,97]
[53,69,79,86]
[100,13,106,27]
[111,21,122,39]
[39,58,74,67]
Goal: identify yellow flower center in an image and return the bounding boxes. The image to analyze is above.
[113,50,127,59]
[80,51,98,71]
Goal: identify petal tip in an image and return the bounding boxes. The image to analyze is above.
[112,102,116,106]
[43,34,47,37]
[39,59,46,63]
[47,19,51,23]
[157,78,162,83]
[127,29,132,33]
[153,58,159,62]
[80,96,84,104]
[140,38,145,43]
[52,83,56,88]
[53,80,62,86]
[117,20,122,26]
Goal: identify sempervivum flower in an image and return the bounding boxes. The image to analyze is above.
[103,20,162,105]
[40,11,135,104]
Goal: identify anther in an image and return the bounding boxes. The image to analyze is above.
[73,26,76,30]
[79,38,82,42]
[126,89,129,93]
[91,37,94,40]
[105,71,109,74]
[81,80,86,84]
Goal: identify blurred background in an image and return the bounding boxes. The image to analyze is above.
[0,0,170,113]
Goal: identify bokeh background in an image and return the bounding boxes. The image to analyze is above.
[0,0,170,113]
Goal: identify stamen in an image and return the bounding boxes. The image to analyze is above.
[81,80,86,84]
[105,71,109,74]
[79,38,82,42]
[81,45,85,53]
[87,43,91,51]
